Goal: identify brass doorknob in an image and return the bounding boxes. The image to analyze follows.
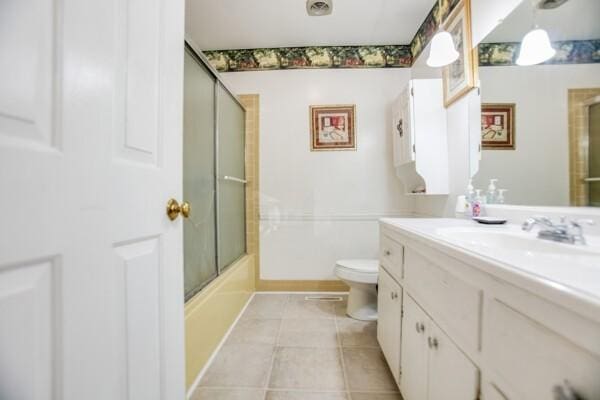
[166,199,191,221]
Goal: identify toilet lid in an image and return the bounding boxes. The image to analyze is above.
[335,259,379,273]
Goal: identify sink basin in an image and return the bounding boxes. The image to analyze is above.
[435,227,600,257]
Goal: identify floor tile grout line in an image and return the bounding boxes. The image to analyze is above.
[198,293,400,398]
[334,303,353,400]
[262,294,289,398]
[199,385,401,394]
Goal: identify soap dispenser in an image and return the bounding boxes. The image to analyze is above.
[466,179,475,202]
[486,179,498,204]
[497,189,508,204]
[472,189,483,217]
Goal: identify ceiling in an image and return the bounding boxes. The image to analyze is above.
[185,0,434,50]
[484,0,600,42]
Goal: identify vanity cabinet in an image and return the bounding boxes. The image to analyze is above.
[377,267,403,383]
[378,221,600,400]
[400,293,479,400]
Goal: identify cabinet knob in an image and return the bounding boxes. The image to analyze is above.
[390,292,398,300]
[428,337,439,349]
[415,322,425,333]
[384,250,391,256]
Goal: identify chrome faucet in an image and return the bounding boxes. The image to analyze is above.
[522,215,595,245]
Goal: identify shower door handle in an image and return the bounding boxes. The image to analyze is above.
[583,177,600,182]
[222,175,248,184]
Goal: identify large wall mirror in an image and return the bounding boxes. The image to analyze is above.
[472,0,600,207]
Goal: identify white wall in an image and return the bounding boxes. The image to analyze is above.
[474,64,600,206]
[222,69,414,280]
[470,0,523,45]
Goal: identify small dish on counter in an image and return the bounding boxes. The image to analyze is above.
[473,216,507,225]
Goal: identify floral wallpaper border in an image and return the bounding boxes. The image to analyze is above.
[410,0,461,62]
[478,40,600,66]
[204,45,412,72]
[203,0,599,73]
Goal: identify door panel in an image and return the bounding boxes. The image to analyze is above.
[0,0,56,146]
[114,238,162,400]
[377,267,403,383]
[0,0,185,399]
[400,293,429,400]
[428,323,479,400]
[0,259,56,400]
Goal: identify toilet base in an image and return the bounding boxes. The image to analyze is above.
[346,282,378,321]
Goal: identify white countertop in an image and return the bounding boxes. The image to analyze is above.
[380,218,600,322]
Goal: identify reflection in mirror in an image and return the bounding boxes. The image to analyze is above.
[473,0,600,207]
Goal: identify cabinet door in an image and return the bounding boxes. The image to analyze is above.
[428,323,479,400]
[400,294,429,400]
[399,84,415,163]
[377,268,403,383]
[486,299,600,399]
[392,96,404,167]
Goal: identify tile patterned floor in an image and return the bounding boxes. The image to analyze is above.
[191,294,403,400]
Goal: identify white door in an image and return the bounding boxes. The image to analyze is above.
[400,294,429,400]
[377,268,403,383]
[0,0,185,399]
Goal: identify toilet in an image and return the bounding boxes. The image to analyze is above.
[334,259,379,321]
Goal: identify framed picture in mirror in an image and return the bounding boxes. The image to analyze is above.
[442,0,478,107]
[481,103,515,150]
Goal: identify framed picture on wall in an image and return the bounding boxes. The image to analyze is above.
[442,0,478,108]
[481,103,516,150]
[309,104,356,151]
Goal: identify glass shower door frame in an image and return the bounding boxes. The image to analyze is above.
[584,95,600,206]
[184,42,248,299]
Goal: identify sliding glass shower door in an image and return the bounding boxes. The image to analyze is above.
[183,49,217,299]
[217,83,246,270]
[183,46,247,301]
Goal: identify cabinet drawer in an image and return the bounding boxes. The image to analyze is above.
[404,249,481,351]
[487,299,600,400]
[380,234,404,282]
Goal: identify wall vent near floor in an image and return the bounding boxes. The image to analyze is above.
[304,296,343,302]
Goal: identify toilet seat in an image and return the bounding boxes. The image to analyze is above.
[334,259,379,284]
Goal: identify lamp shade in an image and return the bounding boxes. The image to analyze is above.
[426,31,459,67]
[516,28,556,66]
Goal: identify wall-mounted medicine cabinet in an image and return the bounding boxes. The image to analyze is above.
[392,79,449,195]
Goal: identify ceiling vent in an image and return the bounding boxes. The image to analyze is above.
[535,0,570,9]
[307,0,332,16]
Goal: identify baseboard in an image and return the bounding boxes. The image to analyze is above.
[186,292,256,399]
[256,279,349,292]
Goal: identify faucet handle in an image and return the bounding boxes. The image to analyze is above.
[569,219,595,245]
[533,215,554,225]
[572,218,595,226]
